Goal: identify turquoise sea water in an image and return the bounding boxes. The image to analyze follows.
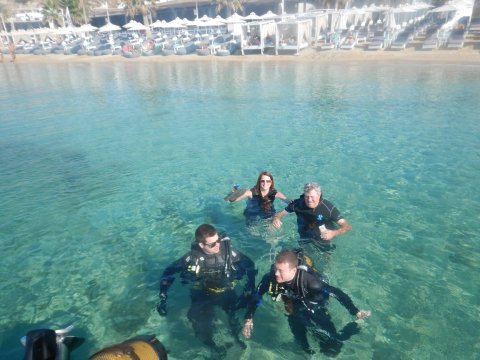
[0,59,479,359]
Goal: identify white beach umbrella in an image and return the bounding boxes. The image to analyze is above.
[204,18,224,27]
[214,15,226,23]
[199,14,212,22]
[98,22,121,32]
[127,22,149,31]
[261,10,278,20]
[150,20,164,28]
[123,20,139,29]
[224,16,245,24]
[79,23,98,32]
[168,17,187,28]
[226,13,245,21]
[244,12,262,21]
[190,18,205,27]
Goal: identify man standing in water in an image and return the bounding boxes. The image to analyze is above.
[272,182,351,248]
[157,224,256,355]
[242,249,370,355]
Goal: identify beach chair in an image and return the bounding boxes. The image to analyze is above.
[367,31,385,50]
[422,25,440,50]
[390,30,413,50]
[446,28,466,49]
[340,34,357,50]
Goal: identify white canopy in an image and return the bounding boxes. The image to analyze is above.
[150,20,164,28]
[244,12,262,21]
[123,20,140,28]
[224,16,245,24]
[98,22,121,32]
[127,22,149,31]
[261,11,279,20]
[79,24,98,32]
[168,17,187,28]
[199,14,212,21]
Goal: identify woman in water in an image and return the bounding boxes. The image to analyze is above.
[228,171,290,221]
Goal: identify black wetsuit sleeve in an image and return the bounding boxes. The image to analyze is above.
[244,271,272,319]
[285,197,298,213]
[323,283,360,316]
[159,254,189,296]
[302,272,359,316]
[231,249,256,292]
[329,205,342,222]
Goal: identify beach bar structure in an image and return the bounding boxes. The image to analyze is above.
[240,20,276,55]
[275,18,312,55]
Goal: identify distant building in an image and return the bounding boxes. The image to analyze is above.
[13,8,43,22]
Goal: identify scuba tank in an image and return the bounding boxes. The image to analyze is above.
[293,247,317,273]
[89,335,167,360]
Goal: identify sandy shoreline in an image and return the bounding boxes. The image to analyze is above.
[3,45,480,65]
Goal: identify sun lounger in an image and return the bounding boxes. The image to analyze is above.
[368,31,385,50]
[422,34,438,50]
[340,36,357,50]
[469,18,480,32]
[355,29,368,43]
[446,29,466,49]
[317,42,335,50]
[390,30,413,50]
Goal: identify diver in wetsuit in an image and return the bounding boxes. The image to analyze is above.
[157,224,256,354]
[273,182,351,250]
[242,249,371,356]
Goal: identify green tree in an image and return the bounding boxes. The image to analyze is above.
[215,0,244,16]
[78,0,90,24]
[61,0,86,25]
[42,0,62,27]
[124,0,151,31]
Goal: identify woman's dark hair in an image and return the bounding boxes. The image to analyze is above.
[254,171,275,211]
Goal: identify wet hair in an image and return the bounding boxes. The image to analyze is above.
[195,224,217,244]
[275,249,298,269]
[254,171,275,211]
[303,182,322,197]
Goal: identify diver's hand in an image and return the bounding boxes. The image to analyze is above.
[272,217,282,228]
[320,228,334,241]
[242,319,253,339]
[156,294,167,316]
[356,310,371,319]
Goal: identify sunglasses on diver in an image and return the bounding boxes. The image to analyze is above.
[260,180,272,183]
[204,239,221,248]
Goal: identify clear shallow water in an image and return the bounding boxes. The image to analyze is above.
[0,60,479,359]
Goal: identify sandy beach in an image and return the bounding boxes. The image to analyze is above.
[4,44,480,65]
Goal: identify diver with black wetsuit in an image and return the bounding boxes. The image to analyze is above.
[273,182,352,251]
[157,224,256,354]
[242,249,370,356]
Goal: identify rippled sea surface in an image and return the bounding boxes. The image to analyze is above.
[1,60,479,359]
